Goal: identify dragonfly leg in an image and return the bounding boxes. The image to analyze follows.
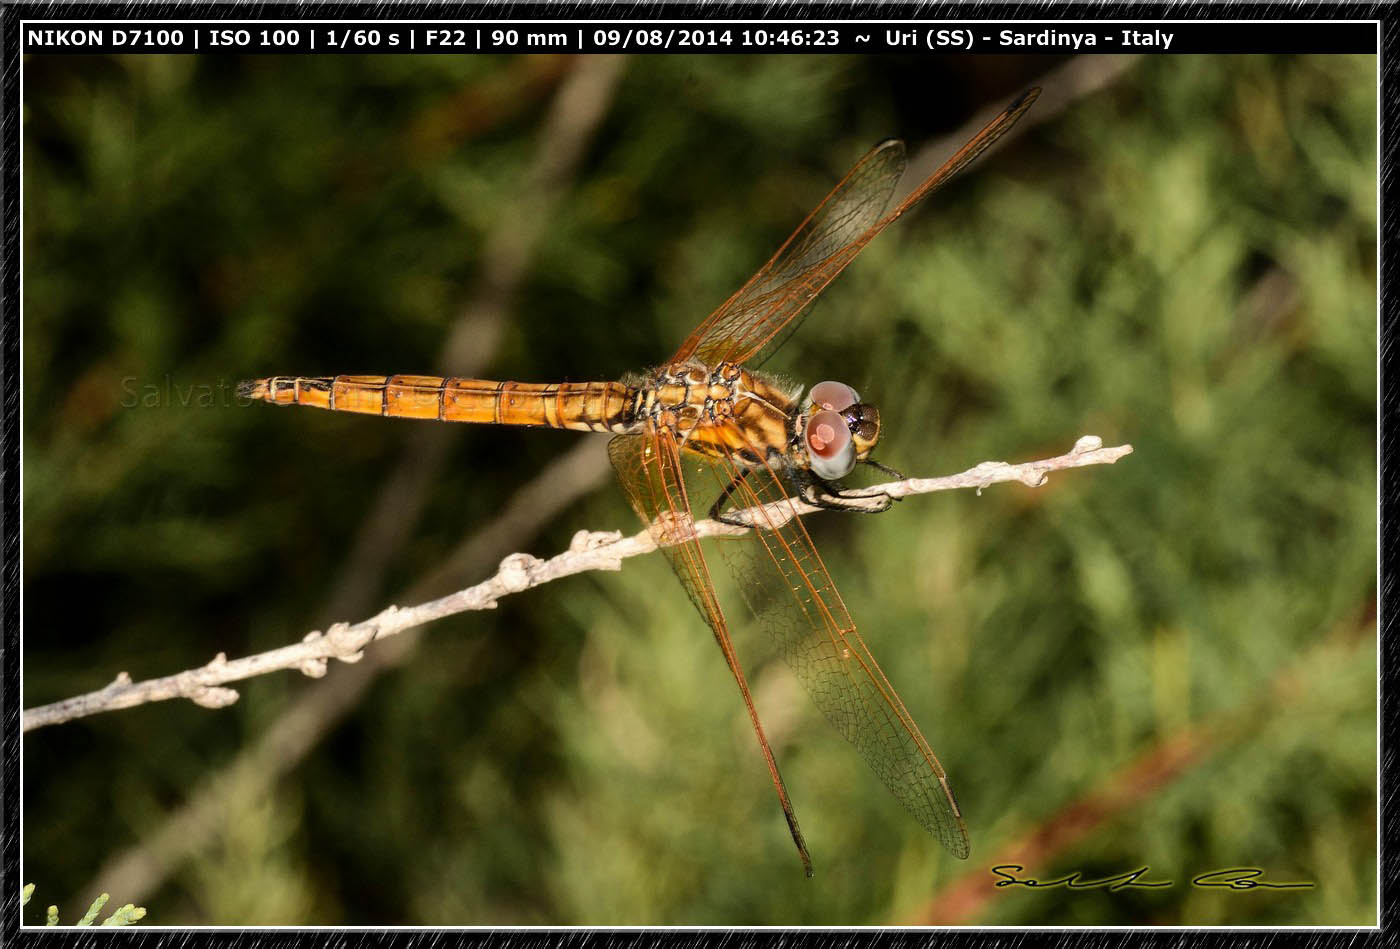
[710,468,760,526]
[847,458,906,508]
[714,461,902,524]
[795,471,896,515]
[862,457,905,481]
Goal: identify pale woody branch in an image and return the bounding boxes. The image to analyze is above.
[22,436,1132,732]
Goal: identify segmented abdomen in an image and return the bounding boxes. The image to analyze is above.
[238,375,637,432]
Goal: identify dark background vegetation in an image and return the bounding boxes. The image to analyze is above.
[21,52,1375,925]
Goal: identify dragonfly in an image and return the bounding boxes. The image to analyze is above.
[241,87,1040,876]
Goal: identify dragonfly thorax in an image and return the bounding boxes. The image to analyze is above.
[633,363,881,482]
[635,361,798,470]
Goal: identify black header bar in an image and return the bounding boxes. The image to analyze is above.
[19,21,1379,55]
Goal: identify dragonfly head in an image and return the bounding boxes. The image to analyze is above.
[801,381,881,481]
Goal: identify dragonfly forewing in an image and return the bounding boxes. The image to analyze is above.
[679,139,908,369]
[675,86,1041,371]
[701,442,971,859]
[608,432,816,876]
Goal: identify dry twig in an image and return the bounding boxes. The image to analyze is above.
[24,436,1130,732]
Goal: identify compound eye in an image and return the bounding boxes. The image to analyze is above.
[805,409,857,480]
[809,380,859,413]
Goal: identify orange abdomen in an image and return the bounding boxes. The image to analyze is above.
[238,375,637,432]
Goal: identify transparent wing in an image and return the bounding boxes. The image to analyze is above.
[673,87,1041,370]
[675,138,907,368]
[617,429,971,860]
[608,432,815,875]
[706,443,971,859]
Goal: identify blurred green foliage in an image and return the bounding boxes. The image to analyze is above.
[21,885,146,927]
[22,53,1375,925]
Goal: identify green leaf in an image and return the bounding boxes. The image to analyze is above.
[76,893,109,926]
